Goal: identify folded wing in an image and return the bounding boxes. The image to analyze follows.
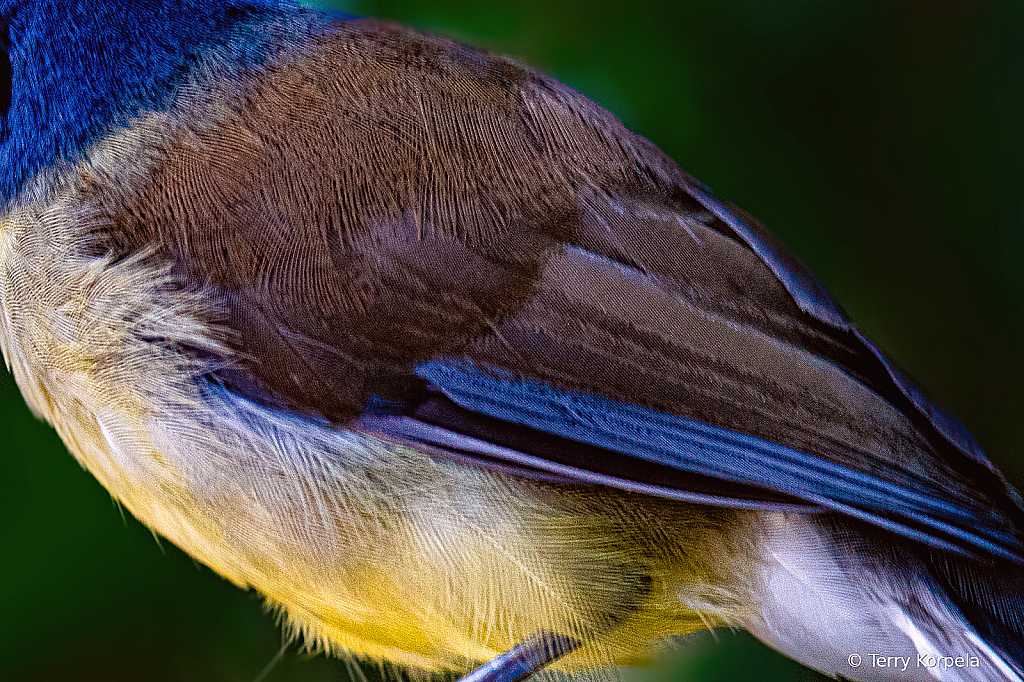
[95,15,1024,563]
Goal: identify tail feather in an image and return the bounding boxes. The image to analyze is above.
[928,552,1024,678]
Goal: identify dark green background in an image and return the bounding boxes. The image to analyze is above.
[2,0,1022,680]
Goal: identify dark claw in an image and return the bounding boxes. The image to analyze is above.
[457,631,582,682]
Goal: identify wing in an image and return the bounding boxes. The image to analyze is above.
[95,16,1024,561]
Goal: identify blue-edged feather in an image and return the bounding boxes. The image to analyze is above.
[681,177,997,475]
[405,357,1023,561]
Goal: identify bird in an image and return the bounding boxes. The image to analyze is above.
[0,1,1021,681]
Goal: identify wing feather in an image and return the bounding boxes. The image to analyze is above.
[93,15,1024,561]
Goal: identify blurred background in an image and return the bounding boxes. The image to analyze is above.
[2,0,1022,680]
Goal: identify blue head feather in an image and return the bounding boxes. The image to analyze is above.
[0,0,335,207]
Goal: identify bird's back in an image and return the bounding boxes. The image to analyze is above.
[1,1,1022,680]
